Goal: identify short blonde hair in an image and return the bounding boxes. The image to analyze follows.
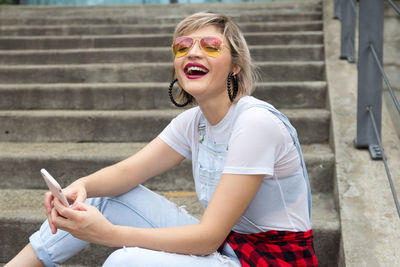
[172,12,258,105]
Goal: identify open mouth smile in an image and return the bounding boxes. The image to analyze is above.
[184,63,209,79]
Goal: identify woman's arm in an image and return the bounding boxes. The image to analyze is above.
[53,172,264,255]
[80,137,185,198]
[112,173,264,255]
[45,137,185,234]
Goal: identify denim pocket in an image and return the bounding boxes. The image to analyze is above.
[195,141,227,208]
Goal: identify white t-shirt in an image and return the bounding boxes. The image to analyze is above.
[159,96,311,233]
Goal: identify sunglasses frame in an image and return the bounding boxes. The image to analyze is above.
[172,35,226,58]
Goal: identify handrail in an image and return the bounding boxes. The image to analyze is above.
[367,106,400,219]
[388,0,400,15]
[350,0,357,14]
[337,0,357,62]
[336,0,400,218]
[355,0,383,159]
[370,43,400,115]
[336,0,400,62]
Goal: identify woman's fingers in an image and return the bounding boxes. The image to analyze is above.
[54,198,75,218]
[44,191,53,213]
[45,180,88,235]
[48,213,58,235]
[51,205,74,232]
[63,180,87,206]
[51,198,113,245]
[44,191,58,234]
[52,198,82,230]
[52,199,93,240]
[70,188,86,205]
[74,192,86,204]
[71,201,89,211]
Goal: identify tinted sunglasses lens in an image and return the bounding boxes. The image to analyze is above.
[173,37,193,57]
[200,36,223,57]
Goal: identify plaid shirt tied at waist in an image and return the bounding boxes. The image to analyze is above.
[222,229,318,267]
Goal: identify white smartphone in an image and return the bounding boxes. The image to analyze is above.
[40,168,69,206]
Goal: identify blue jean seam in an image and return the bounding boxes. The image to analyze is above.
[103,197,158,228]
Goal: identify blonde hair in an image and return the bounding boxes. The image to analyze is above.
[172,12,258,105]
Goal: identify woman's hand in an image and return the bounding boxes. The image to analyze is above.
[44,179,87,234]
[51,198,115,246]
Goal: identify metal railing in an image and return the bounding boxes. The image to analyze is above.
[335,0,357,62]
[335,0,400,218]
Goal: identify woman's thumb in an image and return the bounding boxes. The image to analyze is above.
[72,201,87,211]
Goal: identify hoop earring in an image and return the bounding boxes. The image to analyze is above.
[169,78,189,108]
[227,72,238,102]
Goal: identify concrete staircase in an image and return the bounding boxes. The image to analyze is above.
[0,1,340,266]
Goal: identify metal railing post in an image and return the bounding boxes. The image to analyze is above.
[355,0,384,159]
[334,0,342,20]
[339,0,356,62]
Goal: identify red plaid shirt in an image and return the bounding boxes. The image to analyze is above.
[222,229,318,267]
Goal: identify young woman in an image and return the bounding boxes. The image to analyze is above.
[6,12,318,267]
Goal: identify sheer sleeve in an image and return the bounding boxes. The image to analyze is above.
[223,107,292,177]
[158,108,199,160]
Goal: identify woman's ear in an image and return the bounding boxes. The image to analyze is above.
[232,65,241,76]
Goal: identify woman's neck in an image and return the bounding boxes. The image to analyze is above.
[198,98,232,126]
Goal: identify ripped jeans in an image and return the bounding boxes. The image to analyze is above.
[29,185,240,267]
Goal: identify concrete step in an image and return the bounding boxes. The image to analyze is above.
[2,45,324,65]
[0,2,336,266]
[0,142,333,193]
[0,189,339,267]
[0,62,325,84]
[0,108,330,143]
[0,12,322,26]
[0,81,327,110]
[0,1,322,18]
[0,32,323,50]
[0,21,323,36]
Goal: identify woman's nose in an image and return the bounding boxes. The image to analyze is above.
[186,40,203,57]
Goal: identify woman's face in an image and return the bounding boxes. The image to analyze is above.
[173,25,240,105]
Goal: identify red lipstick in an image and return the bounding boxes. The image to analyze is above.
[184,63,209,79]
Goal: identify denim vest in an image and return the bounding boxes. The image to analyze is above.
[194,103,312,223]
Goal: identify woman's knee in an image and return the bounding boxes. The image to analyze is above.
[102,247,239,267]
[103,247,168,267]
[103,247,135,267]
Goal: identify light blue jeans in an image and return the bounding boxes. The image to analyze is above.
[29,185,240,267]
